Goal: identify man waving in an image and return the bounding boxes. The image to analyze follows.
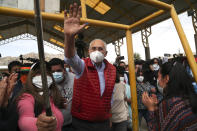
[64,3,116,131]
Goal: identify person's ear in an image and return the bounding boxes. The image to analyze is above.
[88,49,91,56]
[104,51,108,57]
[165,75,169,83]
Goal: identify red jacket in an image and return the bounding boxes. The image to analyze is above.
[71,58,116,121]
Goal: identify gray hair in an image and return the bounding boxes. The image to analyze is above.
[89,39,107,51]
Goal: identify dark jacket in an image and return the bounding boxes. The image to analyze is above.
[0,80,22,131]
[0,102,19,131]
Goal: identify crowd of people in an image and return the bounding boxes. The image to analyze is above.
[0,3,197,131]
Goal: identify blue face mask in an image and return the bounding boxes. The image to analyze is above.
[52,72,64,83]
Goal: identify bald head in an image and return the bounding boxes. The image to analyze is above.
[89,39,107,51]
[88,39,107,57]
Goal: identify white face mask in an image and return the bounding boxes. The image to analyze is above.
[120,77,125,82]
[32,75,53,89]
[65,68,69,72]
[90,50,104,63]
[137,76,144,82]
[157,79,163,94]
[153,64,160,71]
[52,72,64,83]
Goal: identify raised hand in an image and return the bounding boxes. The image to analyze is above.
[142,92,158,111]
[64,3,86,37]
[7,73,18,97]
[0,77,8,106]
[151,93,158,105]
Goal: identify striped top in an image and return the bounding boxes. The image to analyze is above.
[147,97,197,131]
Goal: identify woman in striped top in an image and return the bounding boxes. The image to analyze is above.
[142,61,197,131]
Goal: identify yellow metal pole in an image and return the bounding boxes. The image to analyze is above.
[126,30,139,131]
[0,6,63,21]
[170,6,197,83]
[129,10,165,29]
[0,6,129,30]
[80,18,129,30]
[131,0,172,11]
[80,0,87,18]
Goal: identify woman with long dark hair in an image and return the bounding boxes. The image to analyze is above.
[16,62,65,131]
[142,61,197,131]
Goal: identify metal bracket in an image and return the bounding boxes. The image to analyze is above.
[141,26,152,60]
[112,38,124,56]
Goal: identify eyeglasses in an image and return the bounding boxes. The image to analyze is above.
[90,46,104,51]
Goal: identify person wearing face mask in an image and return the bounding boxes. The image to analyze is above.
[136,69,156,128]
[142,61,197,131]
[64,3,116,131]
[16,61,65,131]
[49,58,75,131]
[147,58,160,87]
[111,70,129,131]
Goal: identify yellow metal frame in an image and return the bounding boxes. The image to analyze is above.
[1,0,197,130]
[80,0,87,18]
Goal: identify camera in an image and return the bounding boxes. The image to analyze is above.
[119,56,124,60]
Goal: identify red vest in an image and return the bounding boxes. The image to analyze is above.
[71,58,116,121]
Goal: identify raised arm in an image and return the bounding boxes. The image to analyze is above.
[64,3,86,58]
[0,77,7,107]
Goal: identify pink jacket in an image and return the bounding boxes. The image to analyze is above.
[17,93,63,131]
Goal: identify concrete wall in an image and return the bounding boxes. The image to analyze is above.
[45,0,60,13]
[0,0,60,13]
[0,0,17,8]
[18,0,34,10]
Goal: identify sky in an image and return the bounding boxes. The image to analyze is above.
[105,12,195,63]
[0,12,195,63]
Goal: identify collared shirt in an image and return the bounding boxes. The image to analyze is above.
[56,71,75,126]
[65,54,106,96]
